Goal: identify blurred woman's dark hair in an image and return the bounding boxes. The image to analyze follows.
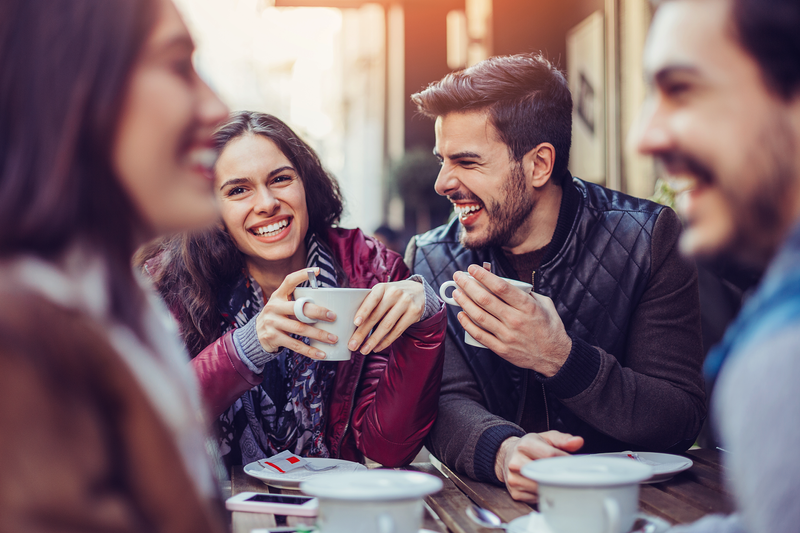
[0,0,157,334]
[145,111,344,356]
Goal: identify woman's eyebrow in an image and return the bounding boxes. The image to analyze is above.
[219,177,249,191]
[268,165,296,178]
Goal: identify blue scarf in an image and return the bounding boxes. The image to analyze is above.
[704,226,800,382]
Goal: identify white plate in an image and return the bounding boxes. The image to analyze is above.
[508,512,671,533]
[593,452,693,483]
[243,458,366,489]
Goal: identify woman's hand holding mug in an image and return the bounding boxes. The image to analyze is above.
[347,280,426,355]
[256,267,338,360]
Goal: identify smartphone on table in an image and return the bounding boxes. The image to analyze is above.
[225,491,318,517]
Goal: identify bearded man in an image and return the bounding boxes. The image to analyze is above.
[405,53,706,502]
[636,0,800,531]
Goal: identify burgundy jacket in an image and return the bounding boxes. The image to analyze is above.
[190,227,446,467]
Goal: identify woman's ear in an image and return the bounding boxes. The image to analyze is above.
[521,142,556,188]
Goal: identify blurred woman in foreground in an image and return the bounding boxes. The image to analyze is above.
[0,0,228,530]
[146,112,446,469]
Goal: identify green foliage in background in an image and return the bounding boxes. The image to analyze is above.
[650,178,678,210]
[391,148,448,210]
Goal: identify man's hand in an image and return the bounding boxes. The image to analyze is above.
[450,265,572,376]
[495,431,584,502]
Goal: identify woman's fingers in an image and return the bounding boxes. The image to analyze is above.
[273,267,320,300]
[348,281,424,354]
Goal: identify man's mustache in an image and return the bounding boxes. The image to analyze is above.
[448,191,483,204]
[655,151,715,186]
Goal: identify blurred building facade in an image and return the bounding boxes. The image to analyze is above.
[177,0,655,238]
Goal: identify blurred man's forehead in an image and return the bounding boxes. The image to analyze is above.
[644,0,733,81]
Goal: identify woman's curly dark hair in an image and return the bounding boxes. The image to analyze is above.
[145,111,344,356]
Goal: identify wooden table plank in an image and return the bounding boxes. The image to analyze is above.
[230,466,276,532]
[409,463,485,533]
[639,484,709,525]
[430,459,535,524]
[685,448,724,468]
[655,472,732,516]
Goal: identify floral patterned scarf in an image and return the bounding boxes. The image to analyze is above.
[215,234,339,468]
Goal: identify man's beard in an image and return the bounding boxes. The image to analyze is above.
[659,115,797,269]
[459,162,535,250]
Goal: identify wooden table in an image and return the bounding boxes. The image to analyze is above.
[230,448,731,533]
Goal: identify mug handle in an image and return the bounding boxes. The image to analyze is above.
[439,280,459,306]
[293,297,317,324]
[603,498,620,533]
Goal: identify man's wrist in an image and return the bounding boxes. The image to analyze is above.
[494,436,519,483]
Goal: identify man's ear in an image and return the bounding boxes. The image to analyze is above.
[521,142,556,188]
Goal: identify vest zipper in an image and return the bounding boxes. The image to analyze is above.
[532,270,539,292]
[542,383,550,431]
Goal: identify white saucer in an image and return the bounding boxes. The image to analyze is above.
[243,457,366,489]
[593,452,693,483]
[508,512,671,533]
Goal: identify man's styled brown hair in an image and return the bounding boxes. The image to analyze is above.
[411,53,573,181]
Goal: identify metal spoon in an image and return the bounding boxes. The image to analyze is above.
[466,504,509,530]
[306,267,319,289]
[304,462,337,472]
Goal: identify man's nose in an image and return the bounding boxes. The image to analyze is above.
[633,96,672,157]
[434,163,458,197]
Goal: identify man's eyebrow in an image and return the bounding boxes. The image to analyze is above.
[446,151,483,160]
[650,64,701,85]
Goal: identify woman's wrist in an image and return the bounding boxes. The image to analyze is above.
[408,274,443,321]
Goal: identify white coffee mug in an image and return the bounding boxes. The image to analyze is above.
[438,275,533,349]
[521,456,653,533]
[300,470,442,533]
[293,287,371,361]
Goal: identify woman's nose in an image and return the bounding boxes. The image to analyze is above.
[254,188,280,215]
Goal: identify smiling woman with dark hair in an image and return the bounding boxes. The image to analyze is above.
[146,111,447,470]
[0,0,229,531]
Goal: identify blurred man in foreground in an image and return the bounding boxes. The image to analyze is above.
[406,53,706,502]
[636,0,800,531]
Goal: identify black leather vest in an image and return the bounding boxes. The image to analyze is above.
[412,177,665,450]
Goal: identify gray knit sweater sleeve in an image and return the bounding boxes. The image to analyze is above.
[232,314,281,373]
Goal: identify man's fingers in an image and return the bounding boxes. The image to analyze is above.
[453,287,504,334]
[467,264,534,306]
[538,430,585,452]
[515,434,572,461]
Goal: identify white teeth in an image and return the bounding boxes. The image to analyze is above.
[664,175,700,194]
[453,204,482,218]
[187,148,218,170]
[253,219,289,236]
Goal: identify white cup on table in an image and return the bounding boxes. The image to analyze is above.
[300,470,442,533]
[521,455,653,533]
[293,287,371,361]
[438,275,533,349]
